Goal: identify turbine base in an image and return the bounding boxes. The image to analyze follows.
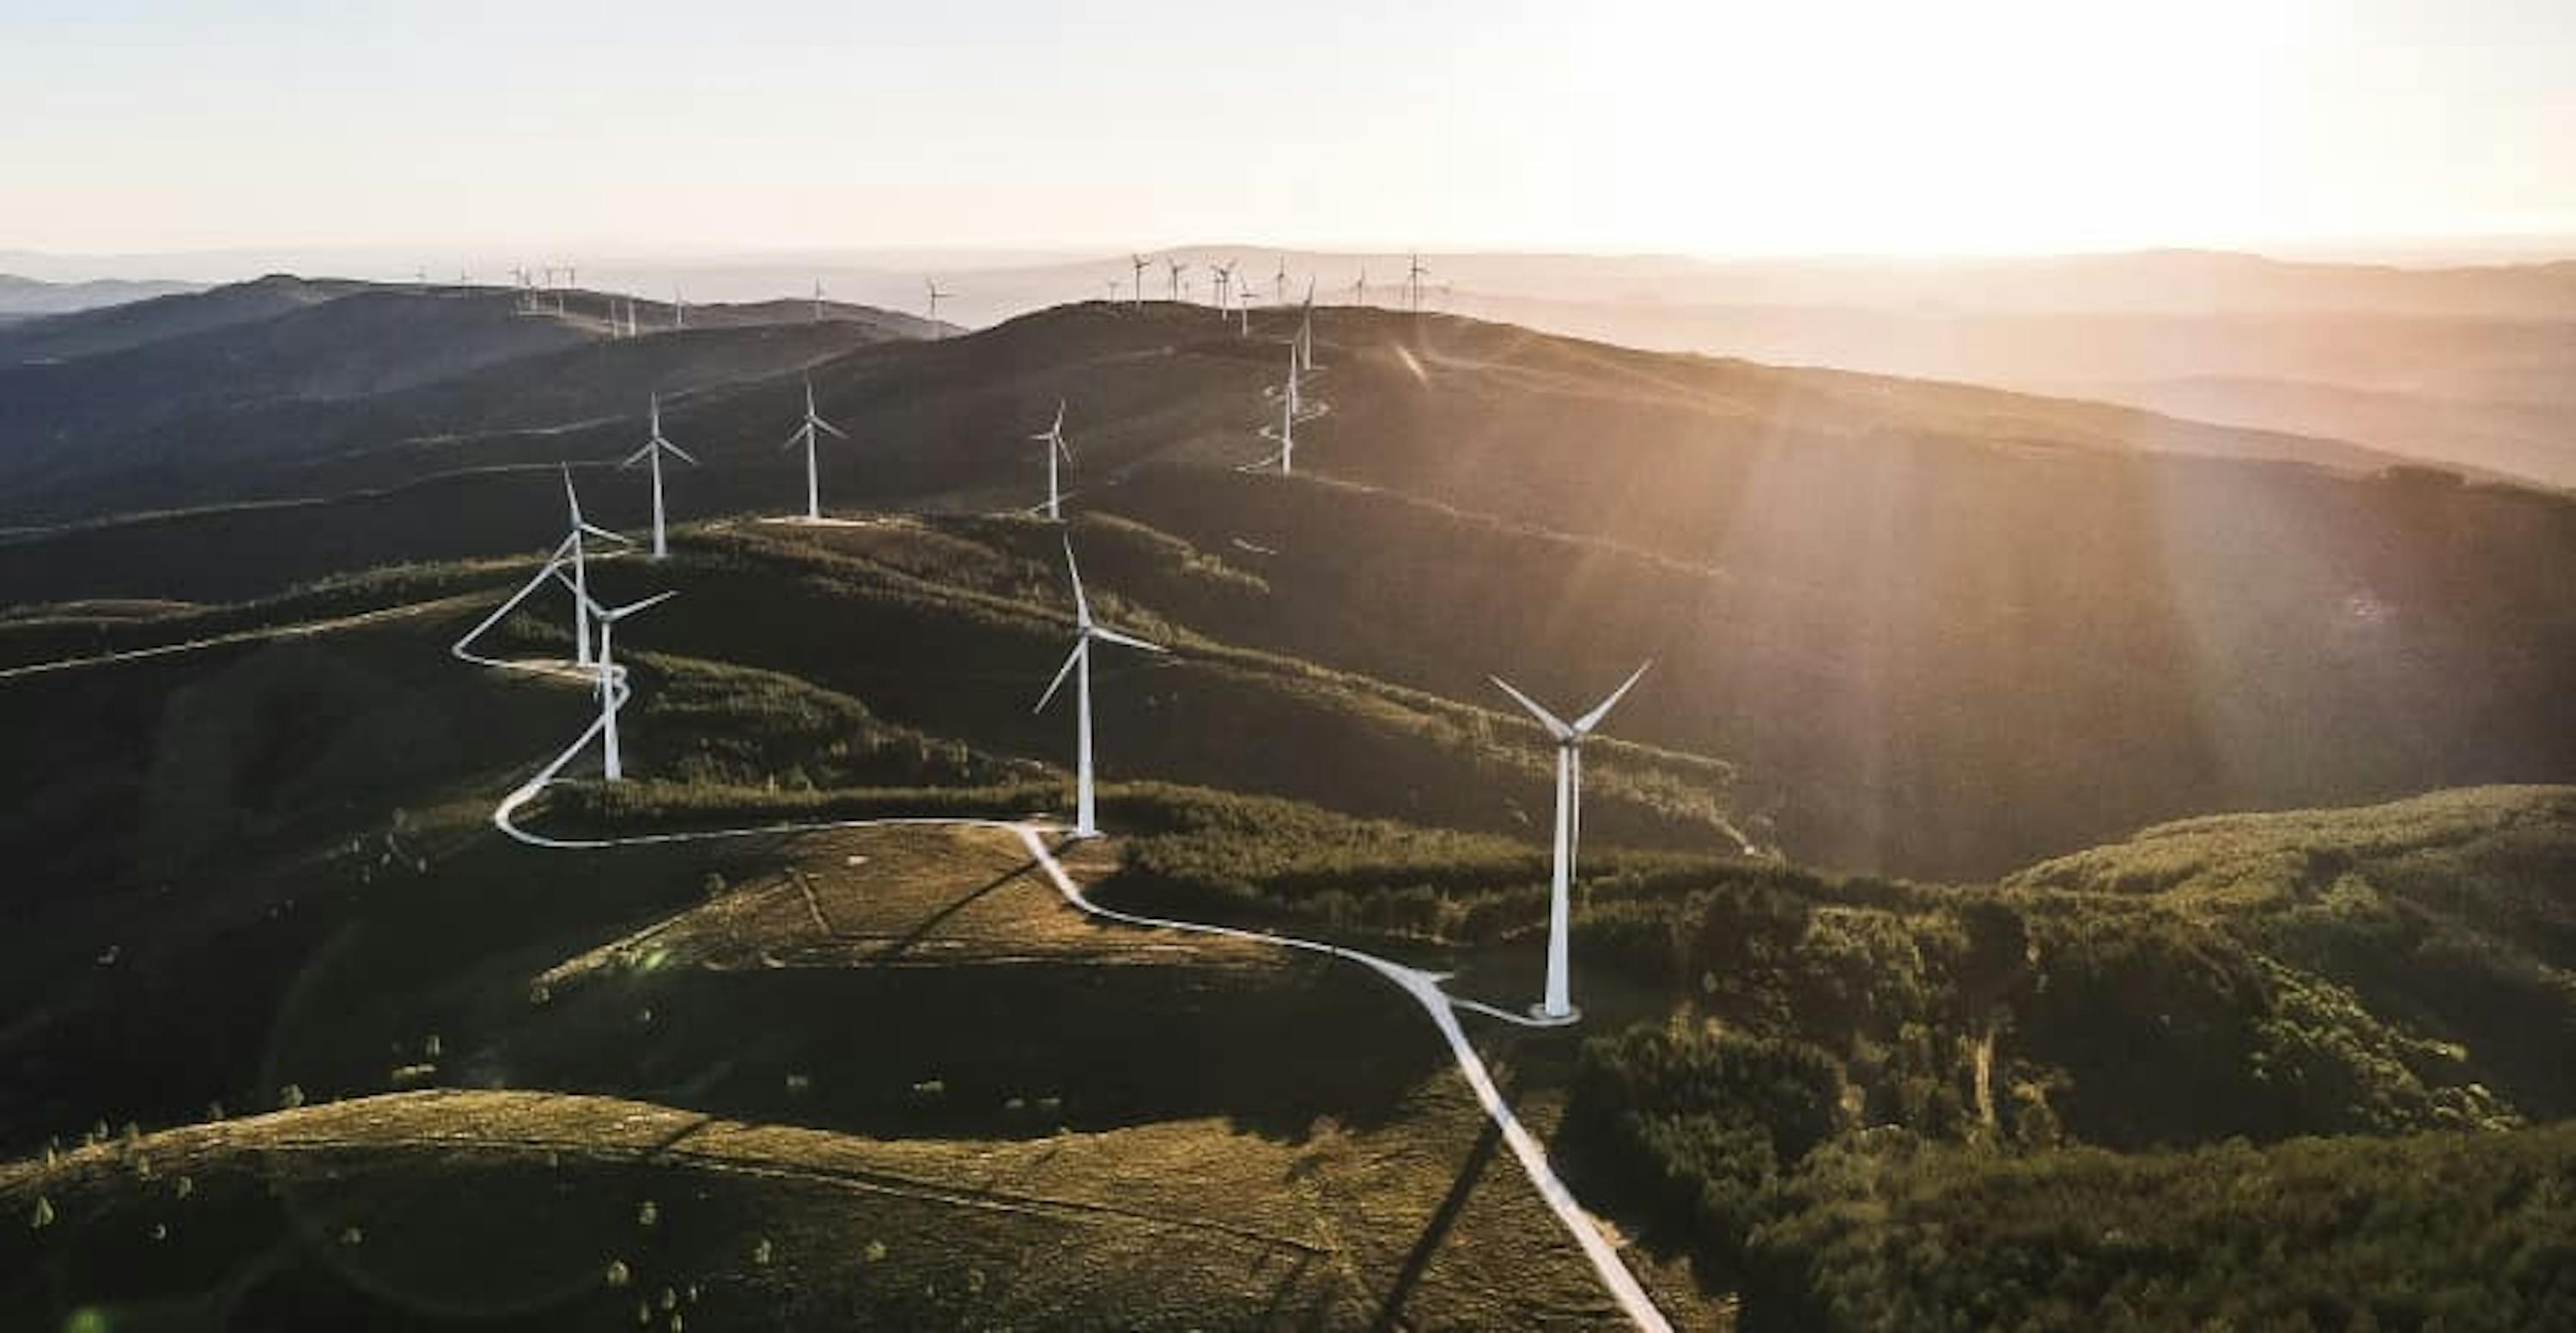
[1525,1003,1583,1028]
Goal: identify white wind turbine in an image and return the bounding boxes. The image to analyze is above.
[1273,256,1289,304]
[780,377,848,521]
[1295,279,1320,372]
[672,284,688,330]
[1166,258,1188,302]
[1032,399,1075,522]
[1211,260,1236,310]
[1489,661,1654,1022]
[1406,252,1431,312]
[1130,254,1151,308]
[1350,267,1369,307]
[555,579,677,782]
[1243,344,1313,476]
[1035,538,1166,838]
[621,393,698,559]
[925,278,951,331]
[559,466,632,666]
[811,278,826,322]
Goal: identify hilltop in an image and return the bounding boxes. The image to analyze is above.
[3,298,2573,880]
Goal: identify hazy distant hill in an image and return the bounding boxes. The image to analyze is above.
[0,278,945,518]
[0,274,199,320]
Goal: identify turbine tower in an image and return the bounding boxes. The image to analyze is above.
[1166,258,1188,302]
[1351,267,1368,307]
[1129,254,1151,309]
[559,467,631,666]
[780,377,848,521]
[556,582,676,782]
[672,284,688,330]
[621,393,699,559]
[1035,538,1167,837]
[1273,256,1289,304]
[1488,661,1653,1021]
[811,278,826,323]
[1406,252,1431,313]
[1033,399,1075,522]
[925,277,951,331]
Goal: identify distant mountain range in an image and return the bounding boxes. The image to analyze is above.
[0,273,199,320]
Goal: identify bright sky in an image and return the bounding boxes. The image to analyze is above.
[3,0,2572,259]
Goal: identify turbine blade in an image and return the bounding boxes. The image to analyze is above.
[1034,640,1084,712]
[1091,625,1167,654]
[605,589,678,621]
[1489,675,1575,740]
[1062,536,1091,628]
[663,440,699,466]
[814,417,849,440]
[781,426,806,451]
[1571,660,1654,734]
[581,521,631,545]
[621,443,653,468]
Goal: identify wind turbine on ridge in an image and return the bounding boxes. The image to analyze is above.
[1166,258,1189,302]
[925,278,951,331]
[1406,252,1431,313]
[780,377,849,521]
[1032,399,1075,522]
[1036,537,1168,838]
[559,466,632,666]
[621,393,698,559]
[554,579,677,783]
[1488,661,1655,1022]
[1129,254,1151,309]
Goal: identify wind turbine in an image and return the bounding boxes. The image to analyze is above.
[1273,256,1289,304]
[1243,344,1306,476]
[672,284,687,330]
[811,278,826,323]
[1211,260,1236,310]
[1166,258,1188,302]
[1032,399,1075,521]
[559,466,631,666]
[1129,254,1151,309]
[621,393,698,559]
[555,580,677,783]
[1035,538,1167,838]
[1351,267,1368,307]
[925,277,951,331]
[780,377,848,521]
[1488,661,1654,1022]
[1295,280,1319,372]
[1406,252,1431,313]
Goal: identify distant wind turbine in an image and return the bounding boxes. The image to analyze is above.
[1273,256,1289,304]
[780,377,848,521]
[1350,268,1368,307]
[1406,252,1431,313]
[1166,258,1188,302]
[1035,538,1167,837]
[559,466,632,666]
[811,278,826,323]
[621,393,698,559]
[672,284,687,330]
[1130,253,1151,309]
[1488,661,1654,1022]
[1033,399,1075,522]
[925,277,951,331]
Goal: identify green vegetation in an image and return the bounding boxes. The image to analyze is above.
[1746,1122,2576,1332]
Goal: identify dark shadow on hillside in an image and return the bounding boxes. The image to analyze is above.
[869,855,1039,962]
[1371,1094,1509,1330]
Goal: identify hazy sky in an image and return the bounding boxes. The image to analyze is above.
[5,0,2573,259]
